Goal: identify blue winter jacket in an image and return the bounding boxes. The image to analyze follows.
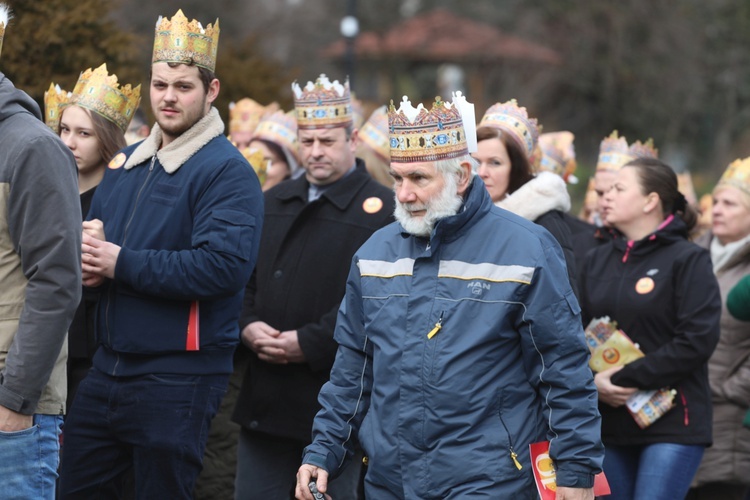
[303,177,603,498]
[88,111,263,377]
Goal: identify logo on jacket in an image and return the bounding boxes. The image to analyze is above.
[635,277,655,294]
[468,281,491,295]
[108,152,127,169]
[646,268,659,276]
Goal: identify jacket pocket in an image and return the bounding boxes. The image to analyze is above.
[210,210,256,261]
[493,389,527,479]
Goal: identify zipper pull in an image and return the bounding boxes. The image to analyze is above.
[510,449,523,470]
[149,154,156,172]
[427,311,444,339]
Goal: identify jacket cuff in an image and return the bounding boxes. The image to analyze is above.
[555,463,596,488]
[302,451,333,474]
[0,385,29,414]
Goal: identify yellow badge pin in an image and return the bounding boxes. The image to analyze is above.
[635,277,655,294]
[108,152,127,169]
[363,197,383,214]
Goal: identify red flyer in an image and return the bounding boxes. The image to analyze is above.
[529,441,611,498]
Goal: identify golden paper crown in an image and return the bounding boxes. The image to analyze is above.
[0,3,10,60]
[239,147,267,186]
[359,105,389,162]
[596,131,658,172]
[388,94,475,163]
[717,157,750,197]
[68,64,142,133]
[44,83,71,131]
[153,10,220,72]
[229,98,278,133]
[253,110,300,163]
[538,131,576,181]
[292,74,352,130]
[479,99,540,160]
[351,93,365,129]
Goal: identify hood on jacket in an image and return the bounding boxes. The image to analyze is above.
[496,171,571,222]
[0,72,43,123]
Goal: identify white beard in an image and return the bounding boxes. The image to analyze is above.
[394,172,463,237]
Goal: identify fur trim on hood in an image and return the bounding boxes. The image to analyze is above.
[496,171,571,222]
[124,107,225,173]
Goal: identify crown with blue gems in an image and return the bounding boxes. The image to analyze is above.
[479,99,540,160]
[253,109,300,163]
[539,131,576,181]
[359,105,389,161]
[387,92,476,163]
[153,10,220,72]
[292,74,352,130]
[717,157,750,197]
[596,130,658,172]
[0,3,9,60]
[44,83,71,131]
[67,64,142,133]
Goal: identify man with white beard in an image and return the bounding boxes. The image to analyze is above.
[295,94,604,500]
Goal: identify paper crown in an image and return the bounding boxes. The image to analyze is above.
[351,94,365,129]
[359,105,389,161]
[538,131,576,182]
[44,83,71,131]
[67,64,142,133]
[239,147,267,186]
[596,131,658,172]
[717,157,750,197]
[479,100,540,161]
[387,92,476,163]
[229,98,279,134]
[292,74,352,130]
[253,110,300,163]
[153,10,220,72]
[0,3,10,60]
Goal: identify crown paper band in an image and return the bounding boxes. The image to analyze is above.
[44,83,71,131]
[0,4,11,60]
[153,10,219,72]
[479,99,540,160]
[229,98,278,134]
[359,105,390,161]
[596,131,658,172]
[68,64,142,133]
[539,131,576,180]
[253,110,300,163]
[292,74,352,130]
[388,94,475,163]
[718,157,750,197]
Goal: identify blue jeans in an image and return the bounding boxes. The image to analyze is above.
[604,443,705,500]
[0,414,62,500]
[59,368,227,499]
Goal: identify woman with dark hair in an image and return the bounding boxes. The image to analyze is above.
[473,100,578,295]
[46,64,139,411]
[579,157,721,500]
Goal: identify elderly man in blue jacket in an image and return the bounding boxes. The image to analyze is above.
[296,94,603,500]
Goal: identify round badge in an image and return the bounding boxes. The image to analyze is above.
[635,277,655,294]
[363,197,383,214]
[108,152,127,169]
[602,347,621,365]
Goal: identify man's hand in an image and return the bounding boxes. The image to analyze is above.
[83,219,106,241]
[82,271,105,288]
[253,330,305,364]
[241,321,285,362]
[594,365,637,407]
[295,464,331,500]
[81,233,120,279]
[556,486,594,500]
[0,405,33,432]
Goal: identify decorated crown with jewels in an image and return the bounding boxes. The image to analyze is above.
[359,105,389,161]
[67,64,141,133]
[539,131,576,181]
[153,9,220,72]
[44,83,71,131]
[387,92,476,163]
[253,110,300,163]
[717,157,750,197]
[0,3,10,60]
[479,99,540,160]
[596,130,658,172]
[229,98,279,134]
[292,74,352,130]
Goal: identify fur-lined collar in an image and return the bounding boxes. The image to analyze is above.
[496,171,571,222]
[124,107,225,173]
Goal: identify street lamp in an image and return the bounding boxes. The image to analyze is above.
[340,0,358,90]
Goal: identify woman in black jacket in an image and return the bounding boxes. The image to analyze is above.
[579,158,721,500]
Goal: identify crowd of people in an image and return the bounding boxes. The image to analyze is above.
[0,4,748,500]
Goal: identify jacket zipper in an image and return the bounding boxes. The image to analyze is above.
[498,411,523,470]
[679,388,689,426]
[105,155,157,375]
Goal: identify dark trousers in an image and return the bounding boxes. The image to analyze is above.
[59,368,228,499]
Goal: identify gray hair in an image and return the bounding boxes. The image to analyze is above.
[434,154,478,178]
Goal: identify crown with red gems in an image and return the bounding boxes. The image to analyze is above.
[479,99,540,160]
[253,110,300,163]
[387,92,476,163]
[44,83,71,131]
[539,131,576,182]
[153,10,220,72]
[359,105,389,161]
[67,64,142,133]
[717,157,750,197]
[292,74,352,130]
[596,131,658,172]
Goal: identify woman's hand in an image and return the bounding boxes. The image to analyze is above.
[594,366,638,407]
